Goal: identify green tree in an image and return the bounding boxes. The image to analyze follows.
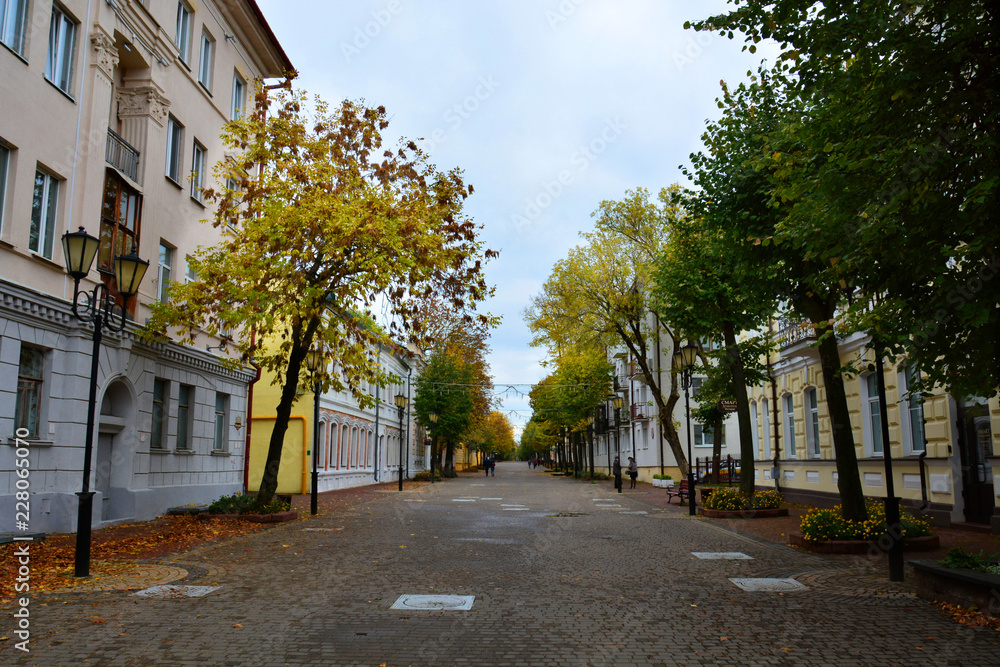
[145,87,494,506]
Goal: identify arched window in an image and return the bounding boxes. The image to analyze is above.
[317,422,326,471]
[805,387,820,458]
[782,393,796,459]
[340,424,349,468]
[750,400,760,459]
[761,398,771,459]
[861,373,883,456]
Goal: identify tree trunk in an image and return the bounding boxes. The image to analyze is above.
[722,319,757,496]
[256,317,318,507]
[712,412,723,483]
[796,292,868,522]
[588,427,595,477]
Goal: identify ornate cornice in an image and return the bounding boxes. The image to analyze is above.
[90,29,119,80]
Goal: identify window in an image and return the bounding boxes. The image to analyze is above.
[1,0,29,55]
[691,377,702,398]
[198,30,215,90]
[761,399,771,459]
[805,388,820,458]
[157,243,173,303]
[213,393,228,451]
[901,365,926,453]
[782,393,796,458]
[15,347,43,437]
[99,170,141,273]
[30,169,58,259]
[750,401,760,458]
[175,2,192,64]
[184,255,196,283]
[165,117,183,182]
[190,141,205,200]
[46,5,77,94]
[151,379,167,449]
[864,374,883,456]
[231,73,246,120]
[176,385,192,449]
[0,141,9,234]
[693,423,723,448]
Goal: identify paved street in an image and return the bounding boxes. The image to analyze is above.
[5,463,1000,666]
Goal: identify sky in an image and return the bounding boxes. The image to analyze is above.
[256,0,778,436]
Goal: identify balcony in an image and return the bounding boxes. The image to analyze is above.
[776,315,817,351]
[630,403,648,421]
[106,128,139,182]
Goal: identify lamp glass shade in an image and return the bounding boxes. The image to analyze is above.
[586,415,595,425]
[114,249,149,298]
[394,393,407,409]
[611,395,623,410]
[305,348,324,373]
[428,412,438,424]
[672,351,683,371]
[62,227,100,280]
[680,341,699,368]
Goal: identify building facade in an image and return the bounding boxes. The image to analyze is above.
[747,316,1000,531]
[248,344,424,495]
[0,0,291,532]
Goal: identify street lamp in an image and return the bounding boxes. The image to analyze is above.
[428,411,438,483]
[609,393,624,459]
[586,414,595,478]
[61,227,149,577]
[305,347,325,516]
[394,393,407,491]
[673,340,699,516]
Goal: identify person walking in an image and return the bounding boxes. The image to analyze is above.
[612,456,623,494]
[484,456,491,476]
[490,457,496,476]
[627,456,638,489]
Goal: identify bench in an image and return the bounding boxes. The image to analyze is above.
[665,479,691,505]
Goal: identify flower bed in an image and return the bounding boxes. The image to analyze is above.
[793,499,937,553]
[701,507,789,519]
[910,559,1000,617]
[700,487,783,515]
[790,531,939,553]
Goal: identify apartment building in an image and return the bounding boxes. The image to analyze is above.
[0,0,291,532]
[748,315,1000,531]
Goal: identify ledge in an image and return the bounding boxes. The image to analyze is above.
[6,438,54,447]
[700,507,788,519]
[210,450,230,456]
[790,531,939,554]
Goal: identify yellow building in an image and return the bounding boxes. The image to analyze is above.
[748,317,1000,531]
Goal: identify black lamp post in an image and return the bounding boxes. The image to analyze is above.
[61,227,148,577]
[428,412,438,483]
[305,347,325,516]
[395,393,407,491]
[609,393,623,458]
[586,414,595,478]
[673,341,699,516]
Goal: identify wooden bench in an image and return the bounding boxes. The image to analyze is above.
[665,479,691,504]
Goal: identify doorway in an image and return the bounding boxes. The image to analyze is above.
[957,401,995,524]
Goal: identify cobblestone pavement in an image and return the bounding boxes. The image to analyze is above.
[5,464,1000,666]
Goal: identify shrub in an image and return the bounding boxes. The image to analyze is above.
[652,474,673,480]
[799,499,933,542]
[703,488,783,511]
[940,547,1000,573]
[207,493,289,515]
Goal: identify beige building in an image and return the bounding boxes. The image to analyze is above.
[0,0,291,533]
[748,316,1000,532]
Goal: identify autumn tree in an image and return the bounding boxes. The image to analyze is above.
[526,188,692,474]
[146,86,495,505]
[467,411,517,462]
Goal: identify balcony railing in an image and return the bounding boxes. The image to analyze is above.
[630,403,647,421]
[776,315,817,350]
[106,128,139,181]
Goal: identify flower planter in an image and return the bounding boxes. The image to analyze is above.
[789,531,939,554]
[699,507,789,519]
[910,561,1000,616]
[201,510,298,524]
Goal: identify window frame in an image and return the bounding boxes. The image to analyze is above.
[862,373,884,456]
[805,387,821,459]
[0,140,9,235]
[98,169,142,274]
[15,346,44,438]
[197,29,215,91]
[213,392,229,452]
[46,4,78,95]
[175,1,193,65]
[190,140,205,201]
[900,365,926,454]
[165,117,184,183]
[151,379,167,449]
[231,72,246,120]
[30,168,59,259]
[1,0,29,56]
[761,398,771,459]
[157,242,173,303]
[782,393,796,459]
[176,384,192,450]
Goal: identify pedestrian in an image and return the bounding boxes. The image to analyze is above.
[612,456,622,494]
[484,455,491,476]
[490,458,496,476]
[627,456,638,489]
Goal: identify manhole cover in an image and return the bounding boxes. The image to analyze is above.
[390,594,475,610]
[135,585,220,599]
[692,552,753,560]
[729,578,806,592]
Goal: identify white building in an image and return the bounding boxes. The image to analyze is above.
[0,0,291,533]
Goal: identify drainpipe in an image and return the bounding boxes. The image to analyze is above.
[406,367,412,478]
[768,318,782,492]
[656,316,664,477]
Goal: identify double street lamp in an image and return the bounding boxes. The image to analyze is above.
[61,227,149,577]
[673,341,699,516]
[394,393,407,491]
[305,347,326,516]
